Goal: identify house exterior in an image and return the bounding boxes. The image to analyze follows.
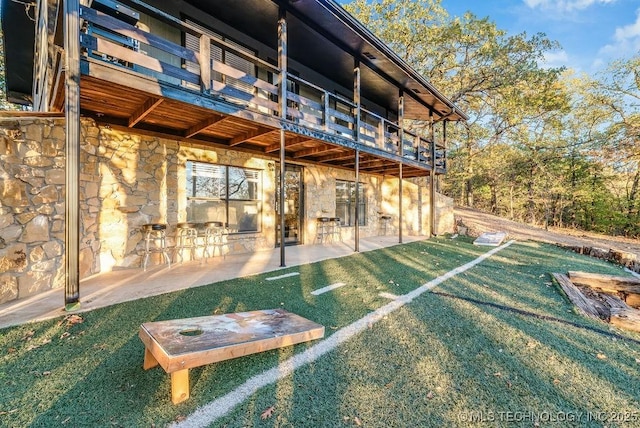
[0,0,466,307]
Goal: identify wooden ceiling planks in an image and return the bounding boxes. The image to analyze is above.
[76,74,436,178]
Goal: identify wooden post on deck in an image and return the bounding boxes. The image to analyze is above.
[64,0,81,309]
[429,111,436,236]
[199,35,211,94]
[278,7,287,267]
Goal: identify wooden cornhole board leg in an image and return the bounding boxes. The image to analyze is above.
[143,348,159,370]
[171,369,190,404]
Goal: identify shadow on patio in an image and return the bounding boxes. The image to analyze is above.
[0,234,427,329]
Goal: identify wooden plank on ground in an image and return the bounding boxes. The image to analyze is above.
[568,271,640,295]
[551,273,602,320]
[601,294,640,333]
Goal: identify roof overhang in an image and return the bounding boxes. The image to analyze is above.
[289,0,467,121]
[181,0,467,122]
[1,0,36,105]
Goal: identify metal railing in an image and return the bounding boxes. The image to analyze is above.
[78,0,443,170]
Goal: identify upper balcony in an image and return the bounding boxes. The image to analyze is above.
[31,0,466,177]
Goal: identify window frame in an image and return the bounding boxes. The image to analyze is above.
[186,161,263,234]
[335,179,366,227]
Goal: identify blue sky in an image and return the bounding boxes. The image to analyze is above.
[342,0,640,74]
[440,0,640,74]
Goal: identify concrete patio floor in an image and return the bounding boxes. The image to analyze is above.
[0,234,428,329]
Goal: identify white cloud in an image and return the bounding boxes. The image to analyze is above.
[598,9,640,60]
[524,0,616,13]
[541,50,570,69]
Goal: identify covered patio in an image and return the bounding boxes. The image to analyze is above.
[0,233,428,329]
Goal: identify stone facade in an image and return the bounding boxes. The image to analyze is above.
[0,117,66,303]
[0,116,453,304]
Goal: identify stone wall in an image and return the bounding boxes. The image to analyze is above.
[0,117,66,303]
[0,115,453,305]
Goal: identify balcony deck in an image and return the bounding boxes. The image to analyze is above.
[49,2,447,178]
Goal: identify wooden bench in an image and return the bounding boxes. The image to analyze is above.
[138,309,324,403]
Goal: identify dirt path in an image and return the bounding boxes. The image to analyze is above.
[454,206,640,260]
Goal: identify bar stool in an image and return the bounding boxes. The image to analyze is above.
[203,221,226,261]
[315,217,330,243]
[141,223,171,271]
[379,215,392,236]
[173,222,199,263]
[329,217,342,242]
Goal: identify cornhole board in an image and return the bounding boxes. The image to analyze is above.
[139,309,324,404]
[473,231,507,246]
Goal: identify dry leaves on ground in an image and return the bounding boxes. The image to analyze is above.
[261,406,275,420]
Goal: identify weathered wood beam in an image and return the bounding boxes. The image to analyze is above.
[264,137,312,153]
[601,294,640,332]
[551,273,606,319]
[200,35,211,93]
[228,127,275,147]
[184,115,228,138]
[568,271,640,307]
[292,145,341,158]
[128,97,164,127]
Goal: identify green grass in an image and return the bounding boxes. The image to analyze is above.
[1,238,639,427]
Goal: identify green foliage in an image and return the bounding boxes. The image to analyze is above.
[344,1,640,237]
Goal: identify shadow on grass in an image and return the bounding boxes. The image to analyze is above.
[4,239,637,426]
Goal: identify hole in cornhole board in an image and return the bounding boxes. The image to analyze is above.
[179,329,204,336]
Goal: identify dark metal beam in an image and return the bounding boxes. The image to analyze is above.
[278,6,287,267]
[430,111,436,236]
[398,90,404,244]
[64,0,81,309]
[399,162,403,244]
[354,149,360,253]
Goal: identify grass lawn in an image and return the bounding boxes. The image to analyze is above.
[1,237,639,427]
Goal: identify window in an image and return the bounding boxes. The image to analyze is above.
[336,180,366,226]
[186,161,261,233]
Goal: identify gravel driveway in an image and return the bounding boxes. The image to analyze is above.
[454,206,640,260]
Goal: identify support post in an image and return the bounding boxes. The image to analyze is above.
[354,149,360,252]
[353,60,361,142]
[34,0,49,111]
[278,7,287,267]
[398,164,403,244]
[429,111,436,236]
[398,91,404,244]
[64,0,81,309]
[354,60,361,253]
[442,120,448,172]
